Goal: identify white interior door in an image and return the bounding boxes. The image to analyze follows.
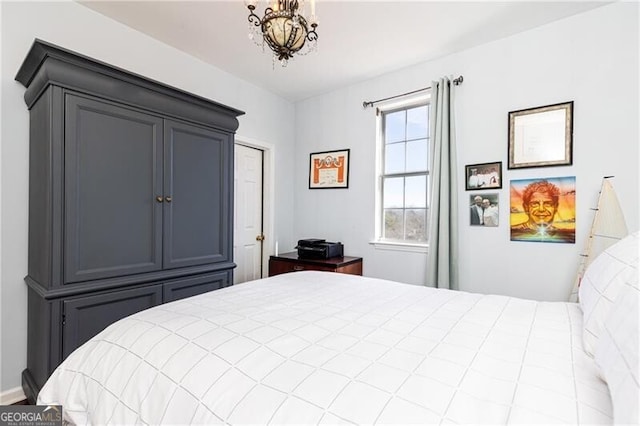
[234,144,264,284]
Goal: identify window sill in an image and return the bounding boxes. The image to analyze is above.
[369,240,428,253]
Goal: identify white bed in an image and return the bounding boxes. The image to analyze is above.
[38,233,638,425]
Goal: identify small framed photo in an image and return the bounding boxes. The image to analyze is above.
[469,193,499,227]
[508,101,573,169]
[309,149,350,189]
[465,161,502,191]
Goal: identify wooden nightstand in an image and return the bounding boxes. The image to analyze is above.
[269,252,363,277]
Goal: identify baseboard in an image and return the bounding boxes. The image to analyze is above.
[0,387,27,405]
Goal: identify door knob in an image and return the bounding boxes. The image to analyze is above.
[256,234,265,241]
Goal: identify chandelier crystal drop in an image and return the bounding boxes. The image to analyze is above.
[246,0,318,66]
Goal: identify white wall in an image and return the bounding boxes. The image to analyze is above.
[294,2,639,300]
[0,1,296,394]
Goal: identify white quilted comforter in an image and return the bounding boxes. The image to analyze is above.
[38,271,612,425]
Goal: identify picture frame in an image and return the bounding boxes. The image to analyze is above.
[469,193,499,227]
[309,149,350,189]
[465,161,502,191]
[508,101,573,169]
[509,176,576,243]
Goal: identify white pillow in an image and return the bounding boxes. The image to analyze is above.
[594,266,639,424]
[579,232,638,356]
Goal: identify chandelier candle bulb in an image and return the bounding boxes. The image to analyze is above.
[311,0,315,16]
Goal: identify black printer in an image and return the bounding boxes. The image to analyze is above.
[296,239,344,259]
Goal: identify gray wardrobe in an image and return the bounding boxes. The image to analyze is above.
[16,40,244,403]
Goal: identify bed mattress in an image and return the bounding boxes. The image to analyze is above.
[38,271,612,424]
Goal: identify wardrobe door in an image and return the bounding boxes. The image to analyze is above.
[64,94,164,283]
[163,119,232,269]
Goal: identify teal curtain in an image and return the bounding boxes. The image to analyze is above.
[426,77,459,290]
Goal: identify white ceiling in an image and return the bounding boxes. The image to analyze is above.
[79,1,608,102]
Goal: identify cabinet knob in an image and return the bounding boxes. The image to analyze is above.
[156,196,164,203]
[165,196,172,203]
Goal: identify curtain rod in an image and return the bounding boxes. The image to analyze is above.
[362,75,463,109]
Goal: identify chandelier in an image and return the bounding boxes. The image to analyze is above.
[246,0,318,66]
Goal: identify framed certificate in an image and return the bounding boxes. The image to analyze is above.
[508,101,573,169]
[309,149,350,189]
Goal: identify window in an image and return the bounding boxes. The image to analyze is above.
[377,101,430,245]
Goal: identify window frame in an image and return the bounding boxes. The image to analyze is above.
[372,94,431,251]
